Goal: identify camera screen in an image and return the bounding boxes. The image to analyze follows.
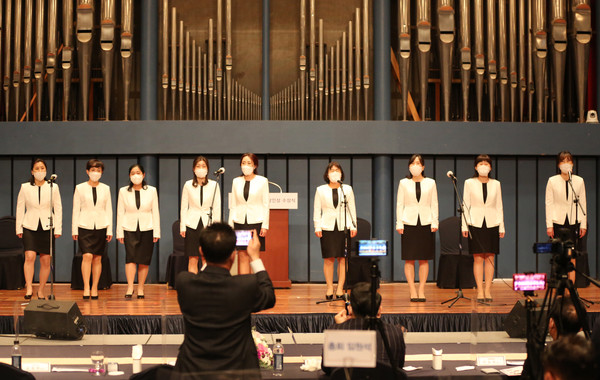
[513,273,547,292]
[533,242,554,254]
[357,240,388,257]
[235,230,252,248]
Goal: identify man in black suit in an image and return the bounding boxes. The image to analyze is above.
[173,223,276,377]
[322,282,406,377]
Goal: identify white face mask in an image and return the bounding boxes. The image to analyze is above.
[33,172,46,182]
[194,168,208,179]
[88,172,102,182]
[328,171,342,183]
[130,174,144,185]
[559,163,573,174]
[409,165,423,177]
[241,165,254,176]
[477,165,491,177]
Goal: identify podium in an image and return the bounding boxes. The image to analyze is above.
[263,193,297,288]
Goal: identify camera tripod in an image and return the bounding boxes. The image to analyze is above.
[521,245,599,380]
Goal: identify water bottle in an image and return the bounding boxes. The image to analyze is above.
[11,340,22,369]
[273,338,284,375]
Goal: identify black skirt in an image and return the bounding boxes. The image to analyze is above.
[184,219,204,257]
[468,219,500,255]
[320,225,346,259]
[124,229,155,265]
[22,221,55,254]
[234,222,266,251]
[78,227,107,256]
[401,221,435,260]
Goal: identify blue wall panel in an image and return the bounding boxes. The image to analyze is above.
[288,157,309,282]
[308,157,329,282]
[497,158,517,278]
[516,158,537,273]
[1,153,597,285]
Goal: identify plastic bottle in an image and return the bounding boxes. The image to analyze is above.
[273,338,284,375]
[11,340,22,369]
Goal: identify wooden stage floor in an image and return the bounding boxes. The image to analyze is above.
[2,281,599,317]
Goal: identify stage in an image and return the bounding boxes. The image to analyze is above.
[1,282,599,335]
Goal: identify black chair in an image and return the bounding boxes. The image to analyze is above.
[165,220,188,288]
[0,362,35,380]
[330,362,407,380]
[346,217,375,289]
[0,216,25,290]
[436,216,476,289]
[70,243,113,290]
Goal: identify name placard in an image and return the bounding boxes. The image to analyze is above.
[269,193,298,209]
[323,329,377,368]
[476,355,506,367]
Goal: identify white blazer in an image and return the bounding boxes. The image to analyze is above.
[180,179,221,232]
[116,185,161,239]
[462,178,505,233]
[396,177,439,230]
[16,182,63,235]
[72,182,113,236]
[313,184,357,232]
[545,174,587,229]
[228,175,270,229]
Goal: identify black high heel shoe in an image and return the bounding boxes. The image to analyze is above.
[125,291,134,299]
[83,295,91,300]
[325,294,333,300]
[24,293,33,300]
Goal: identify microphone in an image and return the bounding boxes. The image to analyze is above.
[214,167,225,175]
[446,171,457,181]
[337,180,344,184]
[48,174,58,182]
[568,171,572,182]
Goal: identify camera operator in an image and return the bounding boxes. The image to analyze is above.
[548,296,582,340]
[321,282,406,376]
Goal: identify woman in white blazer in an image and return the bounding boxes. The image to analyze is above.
[72,159,113,299]
[396,155,438,302]
[180,156,221,273]
[228,153,269,274]
[545,151,587,284]
[314,162,357,299]
[462,155,505,302]
[116,164,160,298]
[16,158,62,300]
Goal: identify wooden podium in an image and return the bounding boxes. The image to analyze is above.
[262,193,297,288]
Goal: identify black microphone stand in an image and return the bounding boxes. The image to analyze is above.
[207,171,223,226]
[47,176,57,300]
[442,175,478,307]
[567,173,593,305]
[317,181,356,305]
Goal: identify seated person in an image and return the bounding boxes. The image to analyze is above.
[542,335,596,380]
[322,282,406,376]
[548,296,582,340]
[173,224,276,377]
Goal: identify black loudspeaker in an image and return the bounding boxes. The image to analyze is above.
[503,299,549,338]
[23,300,86,340]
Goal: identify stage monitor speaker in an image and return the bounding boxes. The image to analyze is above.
[23,300,86,340]
[503,299,549,338]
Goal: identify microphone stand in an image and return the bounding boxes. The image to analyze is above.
[207,171,223,226]
[47,177,56,300]
[442,175,479,307]
[567,174,593,304]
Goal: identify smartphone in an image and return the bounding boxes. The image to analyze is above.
[513,273,546,292]
[235,230,252,249]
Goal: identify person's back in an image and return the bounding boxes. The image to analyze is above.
[173,223,275,375]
